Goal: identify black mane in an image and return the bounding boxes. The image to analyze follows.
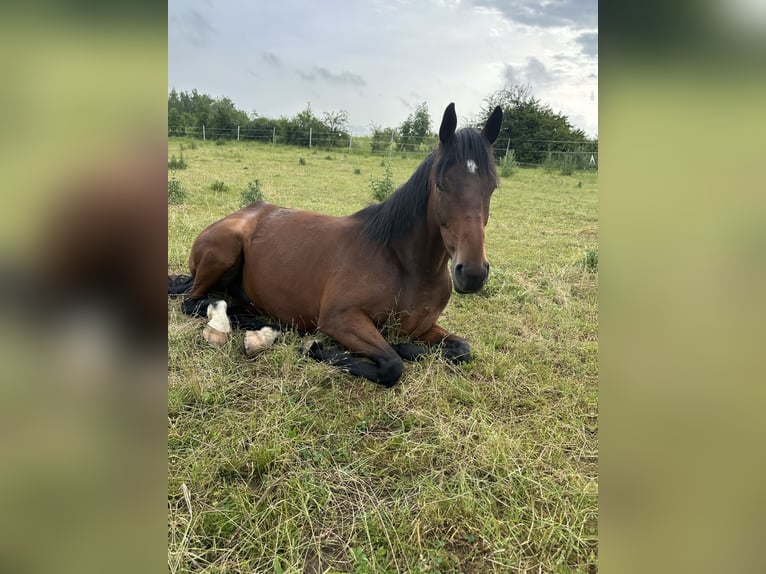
[353,127,497,249]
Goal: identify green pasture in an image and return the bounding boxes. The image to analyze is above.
[168,138,598,573]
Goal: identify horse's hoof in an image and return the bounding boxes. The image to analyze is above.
[202,300,231,346]
[202,324,228,347]
[244,327,280,356]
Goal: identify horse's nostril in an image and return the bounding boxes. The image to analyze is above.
[454,263,464,276]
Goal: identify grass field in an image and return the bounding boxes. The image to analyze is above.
[167,138,598,573]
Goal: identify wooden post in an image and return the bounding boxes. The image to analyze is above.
[237,125,240,140]
[202,125,206,140]
[272,126,276,144]
[349,135,353,149]
[309,127,312,148]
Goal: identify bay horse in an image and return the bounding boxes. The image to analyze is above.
[169,103,503,387]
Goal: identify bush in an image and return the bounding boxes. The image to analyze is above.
[210,180,227,192]
[369,161,395,202]
[500,150,517,177]
[583,249,598,272]
[544,151,592,175]
[241,179,263,205]
[298,157,306,166]
[168,176,186,204]
[168,153,187,170]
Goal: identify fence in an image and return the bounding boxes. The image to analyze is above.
[170,126,598,169]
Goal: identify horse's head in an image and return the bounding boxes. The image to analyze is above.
[432,103,503,294]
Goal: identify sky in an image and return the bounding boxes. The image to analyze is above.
[168,0,598,138]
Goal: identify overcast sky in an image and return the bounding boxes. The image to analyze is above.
[168,0,598,137]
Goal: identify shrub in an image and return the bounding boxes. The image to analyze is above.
[583,249,598,272]
[354,168,361,175]
[215,138,226,146]
[168,176,186,204]
[241,179,263,205]
[544,151,591,175]
[298,157,306,166]
[369,161,395,202]
[500,150,517,177]
[210,180,227,192]
[168,153,187,170]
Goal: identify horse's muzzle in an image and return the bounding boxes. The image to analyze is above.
[452,261,489,294]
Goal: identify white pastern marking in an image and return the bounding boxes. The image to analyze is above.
[206,300,231,333]
[466,159,478,174]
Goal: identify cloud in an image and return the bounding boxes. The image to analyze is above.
[261,52,282,67]
[503,64,518,86]
[398,97,413,110]
[297,66,367,87]
[503,57,557,89]
[471,0,597,29]
[296,69,316,82]
[576,32,598,57]
[313,67,367,86]
[525,57,555,85]
[178,9,216,48]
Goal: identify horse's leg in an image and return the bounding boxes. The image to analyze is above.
[391,342,430,361]
[417,323,472,364]
[181,245,242,318]
[309,311,404,387]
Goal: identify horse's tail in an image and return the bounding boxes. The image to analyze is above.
[168,274,194,296]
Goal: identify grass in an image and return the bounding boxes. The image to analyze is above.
[168,138,598,573]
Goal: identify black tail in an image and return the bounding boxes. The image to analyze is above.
[168,274,194,296]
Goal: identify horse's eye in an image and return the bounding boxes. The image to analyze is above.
[436,182,446,192]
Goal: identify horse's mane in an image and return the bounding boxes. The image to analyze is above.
[353,127,497,249]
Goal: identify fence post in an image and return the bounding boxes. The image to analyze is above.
[202,125,206,141]
[505,137,511,158]
[237,125,240,141]
[272,126,276,145]
[309,127,312,148]
[349,135,352,149]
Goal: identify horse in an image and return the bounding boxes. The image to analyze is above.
[168,103,503,387]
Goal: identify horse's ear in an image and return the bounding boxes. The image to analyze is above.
[482,105,503,144]
[439,103,457,144]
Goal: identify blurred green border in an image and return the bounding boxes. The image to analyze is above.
[601,2,766,572]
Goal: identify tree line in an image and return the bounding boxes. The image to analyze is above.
[168,89,352,147]
[168,86,596,164]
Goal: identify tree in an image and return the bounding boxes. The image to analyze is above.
[322,110,350,134]
[208,97,249,139]
[369,122,396,154]
[188,89,214,132]
[396,102,432,152]
[479,85,590,165]
[168,107,185,137]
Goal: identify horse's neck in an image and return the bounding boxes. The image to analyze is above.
[395,195,450,276]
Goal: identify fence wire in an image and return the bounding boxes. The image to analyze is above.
[169,126,598,168]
